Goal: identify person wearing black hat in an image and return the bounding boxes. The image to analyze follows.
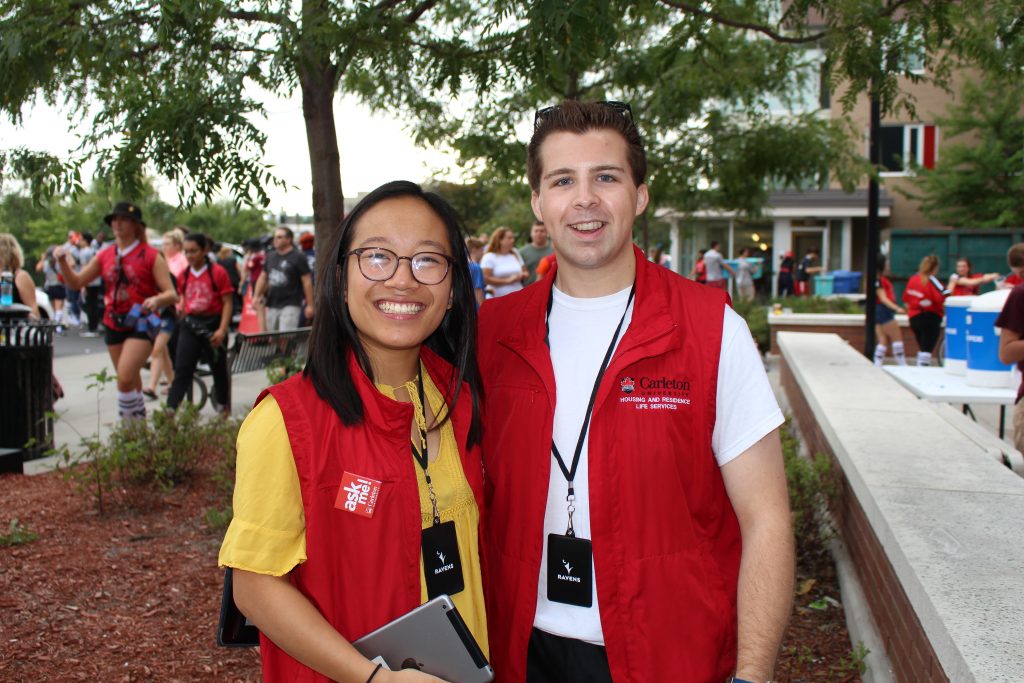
[56,202,178,421]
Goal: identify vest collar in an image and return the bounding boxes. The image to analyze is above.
[348,346,469,449]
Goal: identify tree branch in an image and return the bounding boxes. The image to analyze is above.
[657,0,826,44]
[223,9,287,26]
[404,0,439,24]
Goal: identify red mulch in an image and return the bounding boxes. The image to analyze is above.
[0,456,261,682]
[1,458,860,682]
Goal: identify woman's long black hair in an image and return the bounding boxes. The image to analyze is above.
[304,180,482,448]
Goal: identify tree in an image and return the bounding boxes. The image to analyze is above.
[905,76,1024,227]
[421,0,863,220]
[0,0,506,243]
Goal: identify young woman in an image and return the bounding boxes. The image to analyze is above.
[57,202,177,421]
[947,257,999,296]
[688,249,707,284]
[144,229,188,399]
[219,181,486,682]
[480,227,527,298]
[0,233,40,318]
[166,233,234,415]
[873,255,907,367]
[902,254,950,367]
[736,247,756,301]
[37,245,66,329]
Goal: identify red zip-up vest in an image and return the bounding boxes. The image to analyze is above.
[257,348,483,682]
[478,247,740,682]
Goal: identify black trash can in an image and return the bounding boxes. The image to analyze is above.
[0,306,59,473]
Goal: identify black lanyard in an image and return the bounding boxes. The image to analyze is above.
[409,365,441,525]
[545,284,635,536]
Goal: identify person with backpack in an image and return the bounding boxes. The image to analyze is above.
[166,233,235,415]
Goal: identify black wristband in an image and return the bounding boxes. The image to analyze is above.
[367,662,383,683]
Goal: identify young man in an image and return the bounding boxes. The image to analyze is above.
[795,248,822,296]
[478,100,793,683]
[996,243,1024,453]
[253,226,314,331]
[704,240,735,290]
[519,221,555,284]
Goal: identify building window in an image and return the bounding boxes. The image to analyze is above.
[878,124,937,175]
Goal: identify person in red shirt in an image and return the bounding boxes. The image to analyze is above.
[166,233,235,415]
[873,254,907,366]
[999,243,1024,290]
[56,202,177,421]
[902,254,950,366]
[946,257,998,296]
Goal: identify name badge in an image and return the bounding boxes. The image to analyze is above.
[547,533,593,607]
[421,520,464,599]
[334,471,382,518]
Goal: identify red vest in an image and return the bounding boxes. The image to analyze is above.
[97,243,160,329]
[257,349,484,682]
[478,247,740,683]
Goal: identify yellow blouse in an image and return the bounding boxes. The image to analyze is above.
[218,372,488,656]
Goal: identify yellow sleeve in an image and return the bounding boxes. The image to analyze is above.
[218,395,307,575]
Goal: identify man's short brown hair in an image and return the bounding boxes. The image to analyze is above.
[527,100,647,192]
[1007,243,1024,269]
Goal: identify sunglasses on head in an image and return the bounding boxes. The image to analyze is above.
[533,100,633,128]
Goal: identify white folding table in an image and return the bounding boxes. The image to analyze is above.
[882,365,1017,437]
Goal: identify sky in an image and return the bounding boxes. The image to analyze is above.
[0,91,461,216]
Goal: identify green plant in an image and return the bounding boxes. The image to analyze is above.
[61,402,242,514]
[781,418,840,560]
[203,506,234,532]
[266,354,304,385]
[732,296,864,353]
[0,519,39,547]
[832,640,870,677]
[53,368,116,514]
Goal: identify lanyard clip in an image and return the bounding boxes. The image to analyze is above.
[565,482,576,537]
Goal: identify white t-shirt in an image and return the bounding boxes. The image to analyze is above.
[704,248,725,281]
[534,285,783,644]
[480,251,524,298]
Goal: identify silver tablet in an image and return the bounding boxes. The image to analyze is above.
[353,595,494,683]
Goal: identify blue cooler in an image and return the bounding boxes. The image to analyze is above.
[831,270,862,294]
[966,289,1013,387]
[814,275,834,296]
[943,296,975,375]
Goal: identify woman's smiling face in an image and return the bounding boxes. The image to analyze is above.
[344,195,453,373]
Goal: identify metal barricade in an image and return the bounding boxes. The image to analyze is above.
[1,314,59,471]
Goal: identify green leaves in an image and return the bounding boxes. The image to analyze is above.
[906,75,1024,228]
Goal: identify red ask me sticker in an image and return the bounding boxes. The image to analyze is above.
[335,471,382,518]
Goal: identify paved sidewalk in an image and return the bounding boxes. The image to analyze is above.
[26,349,271,474]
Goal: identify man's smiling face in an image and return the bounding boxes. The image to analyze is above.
[530,129,648,294]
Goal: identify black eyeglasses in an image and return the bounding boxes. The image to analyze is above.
[346,247,453,285]
[533,100,634,128]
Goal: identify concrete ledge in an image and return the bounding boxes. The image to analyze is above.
[768,312,924,356]
[778,331,1024,683]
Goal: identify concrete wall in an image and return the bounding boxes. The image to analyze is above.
[778,332,1024,683]
[768,313,926,357]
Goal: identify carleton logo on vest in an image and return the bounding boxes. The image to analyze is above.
[557,559,581,583]
[618,374,693,410]
[435,550,455,575]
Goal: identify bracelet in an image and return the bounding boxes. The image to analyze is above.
[366,663,383,683]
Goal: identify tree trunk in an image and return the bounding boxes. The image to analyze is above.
[300,70,344,258]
